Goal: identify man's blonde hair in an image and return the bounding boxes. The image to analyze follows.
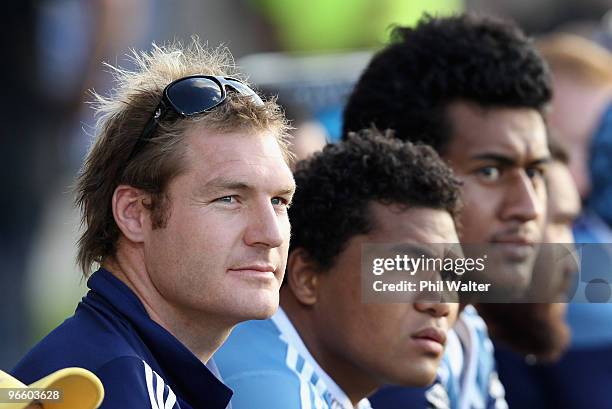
[537,33,612,86]
[75,39,290,276]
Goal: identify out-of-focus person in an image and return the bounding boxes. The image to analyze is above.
[1,0,154,369]
[538,33,612,199]
[288,120,327,164]
[270,95,327,165]
[506,31,612,409]
[487,136,582,408]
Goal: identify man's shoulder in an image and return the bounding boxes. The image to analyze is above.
[461,306,496,365]
[453,306,494,363]
[216,318,289,376]
[16,352,182,409]
[216,319,307,409]
[96,357,182,409]
[444,306,496,377]
[443,307,507,409]
[460,305,489,333]
[12,301,142,383]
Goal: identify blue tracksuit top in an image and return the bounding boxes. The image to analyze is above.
[12,268,232,409]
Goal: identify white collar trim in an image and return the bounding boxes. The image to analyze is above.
[271,307,372,409]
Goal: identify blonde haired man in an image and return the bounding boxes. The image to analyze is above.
[12,40,295,409]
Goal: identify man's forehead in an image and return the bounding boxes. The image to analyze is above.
[445,102,549,162]
[194,160,295,196]
[181,128,294,189]
[186,125,284,154]
[368,203,458,242]
[184,127,287,166]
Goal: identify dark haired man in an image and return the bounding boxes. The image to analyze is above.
[216,130,461,408]
[344,13,552,408]
[488,138,580,408]
[480,137,579,362]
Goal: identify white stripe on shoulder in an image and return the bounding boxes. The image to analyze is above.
[156,368,165,409]
[164,389,177,409]
[142,360,177,409]
[286,344,299,369]
[144,361,160,409]
[285,344,315,408]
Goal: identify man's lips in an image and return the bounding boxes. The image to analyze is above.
[411,327,447,355]
[412,327,447,345]
[491,234,537,246]
[229,264,276,273]
[227,264,278,280]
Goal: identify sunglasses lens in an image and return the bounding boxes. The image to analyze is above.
[166,77,224,115]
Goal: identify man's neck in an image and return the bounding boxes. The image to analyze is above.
[103,247,233,363]
[280,294,377,408]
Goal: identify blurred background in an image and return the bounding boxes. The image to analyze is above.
[2,0,612,377]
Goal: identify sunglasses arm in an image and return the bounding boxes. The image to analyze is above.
[126,99,169,162]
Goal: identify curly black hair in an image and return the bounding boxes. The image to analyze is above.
[289,129,462,271]
[342,13,552,153]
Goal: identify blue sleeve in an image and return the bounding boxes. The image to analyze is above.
[96,357,178,409]
[224,370,304,409]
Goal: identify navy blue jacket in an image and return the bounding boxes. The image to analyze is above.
[12,268,232,409]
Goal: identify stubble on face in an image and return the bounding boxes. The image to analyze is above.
[143,126,295,329]
[442,102,550,295]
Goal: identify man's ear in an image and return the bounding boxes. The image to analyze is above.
[112,185,149,243]
[286,248,321,306]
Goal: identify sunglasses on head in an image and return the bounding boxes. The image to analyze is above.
[128,75,264,161]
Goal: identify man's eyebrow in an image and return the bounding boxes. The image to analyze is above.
[388,244,438,259]
[199,177,296,196]
[470,153,552,167]
[194,178,252,197]
[205,179,252,192]
[277,186,296,197]
[470,153,517,166]
[529,156,552,167]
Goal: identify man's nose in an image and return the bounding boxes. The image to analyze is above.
[243,200,285,248]
[500,171,544,223]
[414,300,452,318]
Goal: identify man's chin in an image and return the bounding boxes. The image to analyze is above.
[232,293,280,321]
[486,261,535,300]
[477,303,571,361]
[249,304,279,320]
[383,357,440,387]
[390,362,439,387]
[463,245,536,301]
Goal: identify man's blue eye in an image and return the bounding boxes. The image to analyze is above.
[218,196,235,203]
[271,197,289,207]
